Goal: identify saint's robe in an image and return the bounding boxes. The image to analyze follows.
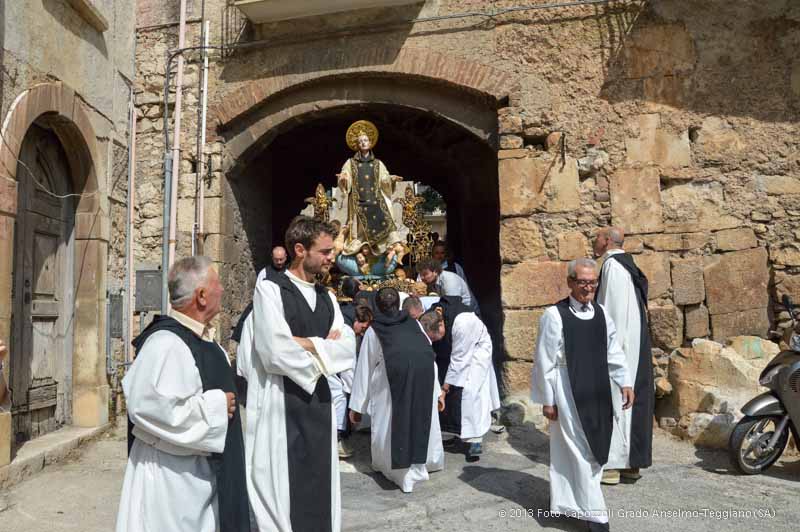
[116,316,231,532]
[596,249,654,470]
[349,320,444,492]
[246,271,356,532]
[443,312,501,441]
[531,297,630,524]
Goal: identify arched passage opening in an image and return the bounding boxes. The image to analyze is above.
[225,103,503,365]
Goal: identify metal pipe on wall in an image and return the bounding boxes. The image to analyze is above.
[161,0,188,313]
[195,20,211,255]
[124,83,137,363]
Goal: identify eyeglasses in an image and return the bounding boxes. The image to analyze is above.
[571,279,598,288]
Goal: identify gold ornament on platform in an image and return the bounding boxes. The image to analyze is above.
[305,183,333,222]
[346,120,379,151]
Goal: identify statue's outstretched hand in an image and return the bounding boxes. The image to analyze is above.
[390,175,403,182]
[336,173,347,190]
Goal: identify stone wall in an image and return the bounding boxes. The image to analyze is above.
[1,0,137,461]
[131,1,799,395]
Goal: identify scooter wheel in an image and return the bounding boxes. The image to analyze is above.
[728,415,789,475]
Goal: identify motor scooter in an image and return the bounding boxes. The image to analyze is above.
[728,295,800,474]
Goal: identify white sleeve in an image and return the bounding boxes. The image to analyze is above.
[444,314,480,387]
[349,328,377,414]
[122,331,229,454]
[308,292,357,377]
[602,304,632,389]
[252,281,355,395]
[236,312,253,379]
[530,309,561,407]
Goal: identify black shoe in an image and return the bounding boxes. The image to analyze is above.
[443,437,461,449]
[586,521,609,532]
[465,442,482,462]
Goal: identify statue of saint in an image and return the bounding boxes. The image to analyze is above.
[336,120,405,257]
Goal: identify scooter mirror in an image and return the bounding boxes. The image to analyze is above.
[782,294,794,309]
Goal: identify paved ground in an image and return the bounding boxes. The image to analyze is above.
[1,418,798,531]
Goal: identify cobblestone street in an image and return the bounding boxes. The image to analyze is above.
[2,419,797,532]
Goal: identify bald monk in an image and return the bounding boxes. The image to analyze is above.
[593,227,654,485]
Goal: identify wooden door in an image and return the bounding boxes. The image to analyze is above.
[10,124,75,444]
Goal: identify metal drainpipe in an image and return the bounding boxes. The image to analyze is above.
[124,82,137,363]
[195,20,211,255]
[162,0,188,313]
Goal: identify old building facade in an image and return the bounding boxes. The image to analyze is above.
[130,0,799,431]
[0,0,136,469]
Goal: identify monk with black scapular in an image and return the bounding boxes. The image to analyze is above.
[594,227,654,484]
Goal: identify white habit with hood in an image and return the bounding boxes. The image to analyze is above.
[349,324,444,492]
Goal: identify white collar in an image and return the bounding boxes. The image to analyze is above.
[604,248,625,259]
[568,296,592,313]
[170,310,215,341]
[286,269,315,288]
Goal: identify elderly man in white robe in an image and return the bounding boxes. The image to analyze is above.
[419,305,500,461]
[246,216,356,532]
[349,287,445,493]
[531,258,634,532]
[594,227,654,485]
[116,256,246,532]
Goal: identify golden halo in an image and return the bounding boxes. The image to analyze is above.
[346,120,379,151]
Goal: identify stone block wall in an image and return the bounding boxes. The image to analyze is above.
[130,0,800,395]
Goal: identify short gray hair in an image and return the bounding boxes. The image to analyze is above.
[419,309,443,335]
[168,256,213,308]
[567,258,597,279]
[401,295,424,314]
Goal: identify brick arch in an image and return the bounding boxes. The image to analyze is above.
[1,82,101,213]
[0,82,109,448]
[211,48,515,128]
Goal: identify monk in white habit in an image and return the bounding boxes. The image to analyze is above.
[531,258,634,532]
[246,216,356,532]
[419,302,500,461]
[349,287,445,493]
[594,227,654,484]
[117,256,248,532]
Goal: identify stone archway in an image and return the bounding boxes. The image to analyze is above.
[0,82,109,463]
[211,68,511,382]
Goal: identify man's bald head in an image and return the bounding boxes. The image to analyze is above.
[272,246,288,270]
[593,226,625,257]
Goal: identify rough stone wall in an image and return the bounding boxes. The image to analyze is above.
[131,0,799,380]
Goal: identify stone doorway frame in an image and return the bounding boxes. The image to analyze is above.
[206,49,519,387]
[0,82,110,466]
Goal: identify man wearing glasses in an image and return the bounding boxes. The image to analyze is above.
[531,258,634,532]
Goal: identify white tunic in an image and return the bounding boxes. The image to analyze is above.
[246,271,356,532]
[349,325,445,493]
[116,313,230,532]
[597,248,642,469]
[530,298,630,524]
[445,313,501,439]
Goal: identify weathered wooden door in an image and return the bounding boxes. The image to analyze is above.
[11,123,75,444]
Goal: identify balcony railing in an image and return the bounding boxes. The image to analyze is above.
[232,0,420,23]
